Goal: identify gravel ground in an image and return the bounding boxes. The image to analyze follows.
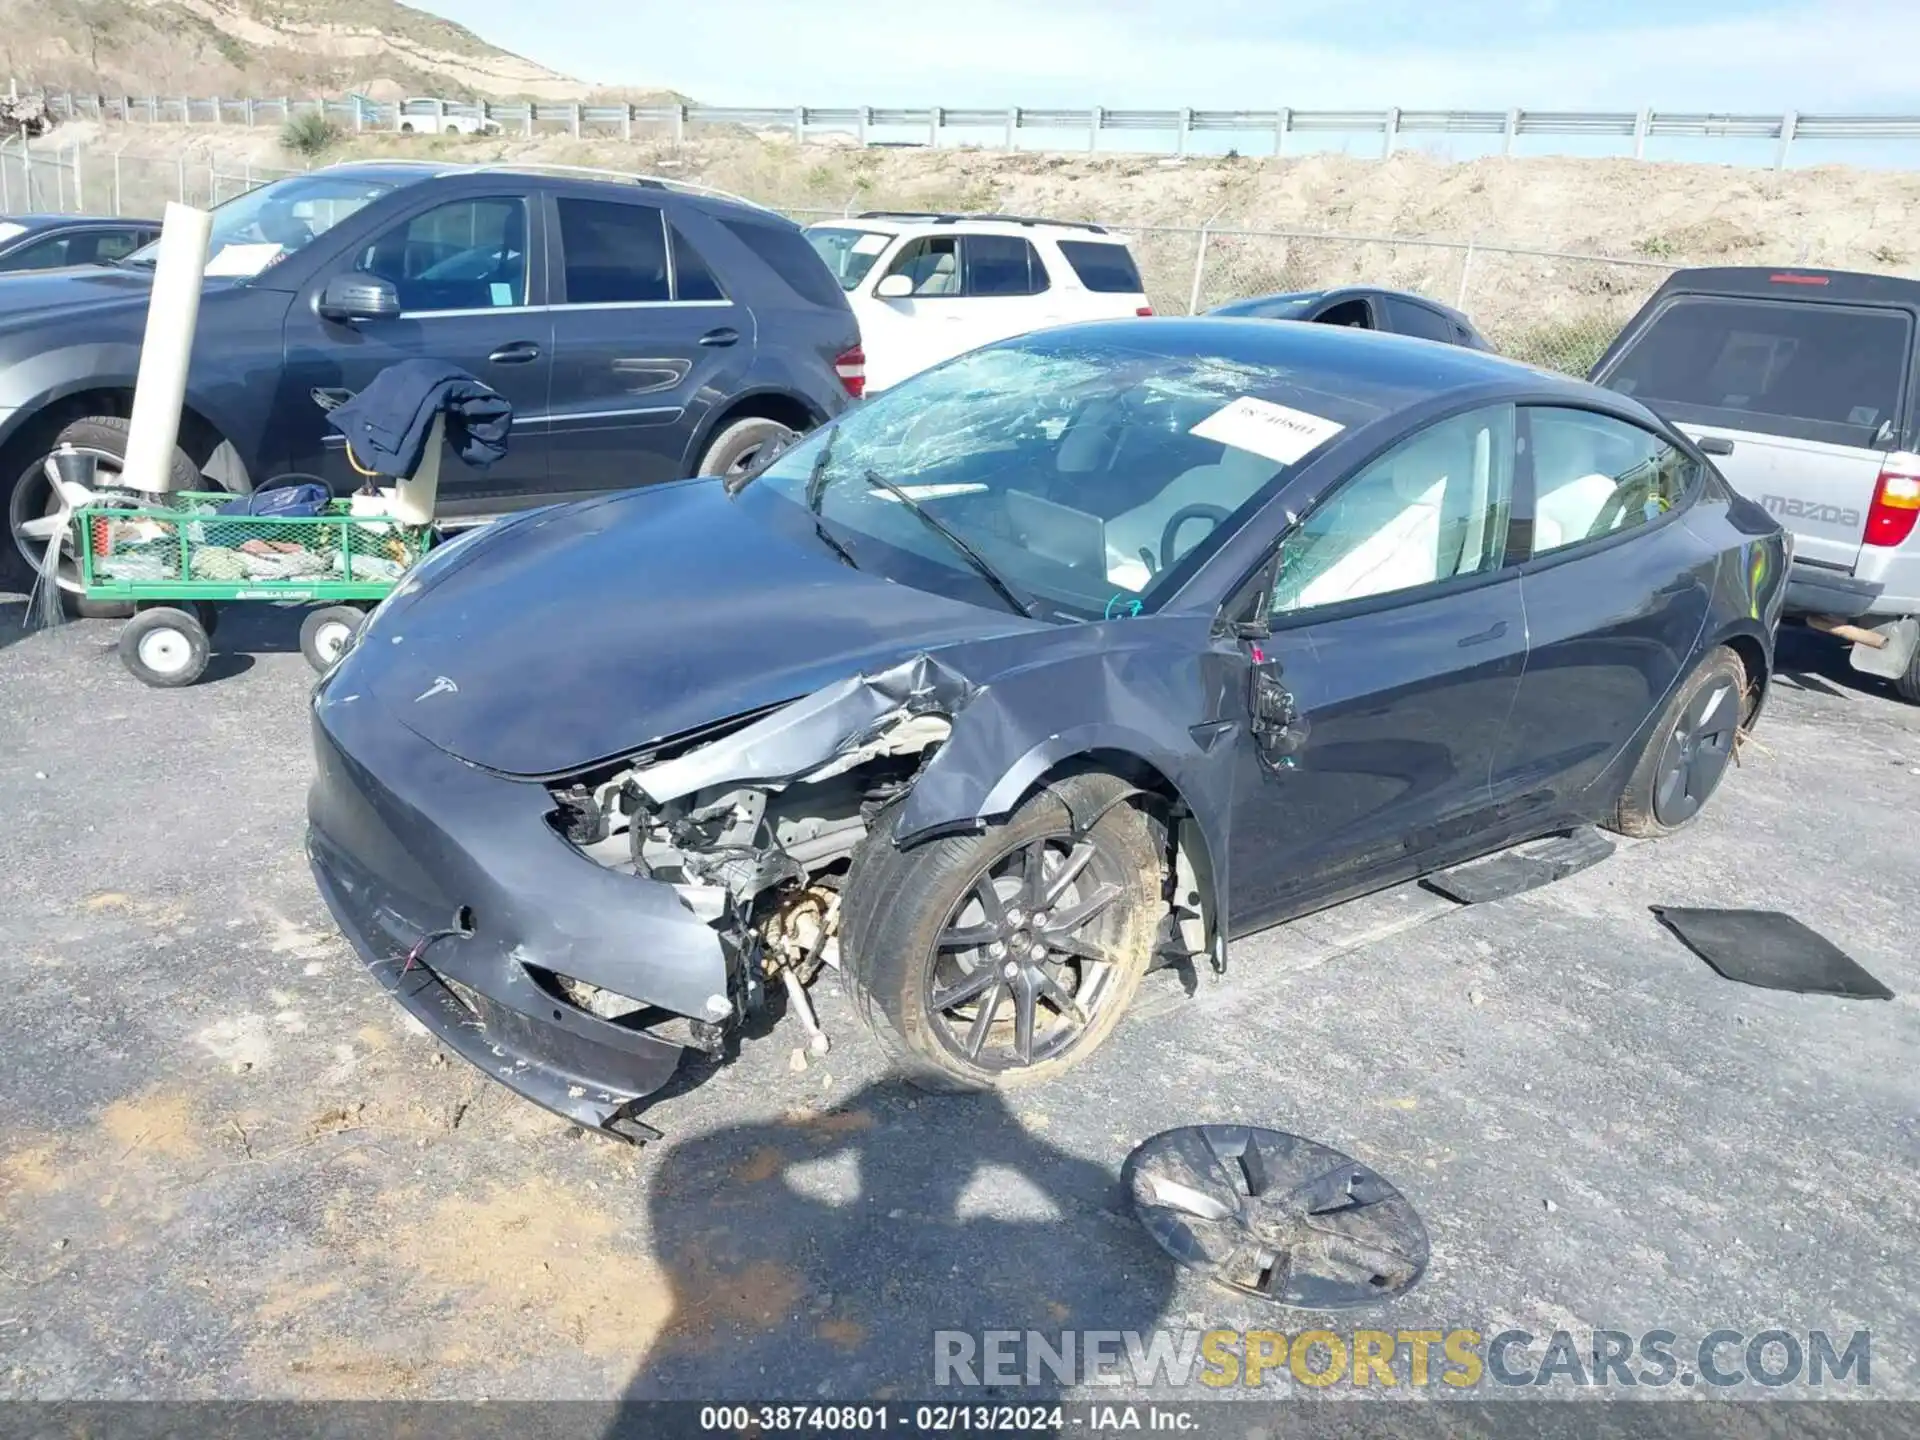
[0,596,1915,1410]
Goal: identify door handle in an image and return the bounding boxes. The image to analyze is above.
[488,341,540,364]
[1697,436,1735,456]
[699,327,740,347]
[1457,619,1509,648]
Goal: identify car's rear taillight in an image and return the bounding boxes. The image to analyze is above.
[834,344,866,399]
[1136,305,1155,317]
[1865,454,1920,548]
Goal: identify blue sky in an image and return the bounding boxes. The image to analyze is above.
[416,0,1920,111]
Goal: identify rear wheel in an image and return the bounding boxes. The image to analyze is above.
[842,771,1163,1092]
[1610,647,1746,838]
[1894,632,1920,706]
[695,417,797,481]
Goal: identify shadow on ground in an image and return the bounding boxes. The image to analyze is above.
[615,1080,1178,1402]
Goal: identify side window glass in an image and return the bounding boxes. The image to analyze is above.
[965,235,1046,297]
[0,235,70,271]
[1314,297,1373,330]
[1384,296,1457,343]
[354,197,527,312]
[670,222,726,301]
[886,236,961,296]
[557,197,669,304]
[1526,407,1698,556]
[91,231,143,263]
[1272,404,1516,617]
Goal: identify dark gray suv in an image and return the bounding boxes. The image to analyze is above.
[0,162,862,595]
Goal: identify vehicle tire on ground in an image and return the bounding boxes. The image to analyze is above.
[118,606,210,688]
[300,604,366,673]
[1894,631,1920,706]
[5,414,207,615]
[841,770,1163,1093]
[695,417,798,481]
[1610,646,1747,839]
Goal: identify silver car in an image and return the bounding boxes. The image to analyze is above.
[1593,267,1920,701]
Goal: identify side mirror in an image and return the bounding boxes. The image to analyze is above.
[874,273,914,300]
[318,274,401,323]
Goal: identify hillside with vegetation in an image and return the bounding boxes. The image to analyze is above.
[0,0,587,100]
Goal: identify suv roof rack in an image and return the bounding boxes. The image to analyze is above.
[855,210,1109,235]
[433,162,778,216]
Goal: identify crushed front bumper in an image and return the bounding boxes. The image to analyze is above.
[306,682,735,1141]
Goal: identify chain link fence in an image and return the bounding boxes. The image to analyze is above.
[9,142,1677,378]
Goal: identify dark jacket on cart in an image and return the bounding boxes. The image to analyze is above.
[325,360,514,480]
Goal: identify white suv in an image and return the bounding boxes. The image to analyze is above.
[805,212,1153,393]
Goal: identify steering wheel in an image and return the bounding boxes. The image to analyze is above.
[1585,475,1657,540]
[1159,503,1233,571]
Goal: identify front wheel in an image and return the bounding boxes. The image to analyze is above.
[841,771,1163,1092]
[1610,646,1746,838]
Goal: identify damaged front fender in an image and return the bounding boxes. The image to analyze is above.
[630,653,978,805]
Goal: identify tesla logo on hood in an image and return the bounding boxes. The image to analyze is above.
[415,676,459,703]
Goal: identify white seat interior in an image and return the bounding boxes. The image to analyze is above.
[1104,446,1280,589]
[1532,421,1621,551]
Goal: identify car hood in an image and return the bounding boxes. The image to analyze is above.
[0,265,159,324]
[0,267,248,332]
[347,481,1044,777]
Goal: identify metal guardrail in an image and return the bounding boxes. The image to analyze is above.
[27,90,1920,167]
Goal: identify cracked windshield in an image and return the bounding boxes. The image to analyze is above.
[738,339,1326,620]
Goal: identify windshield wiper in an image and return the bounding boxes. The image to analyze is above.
[861,468,1034,619]
[783,423,857,570]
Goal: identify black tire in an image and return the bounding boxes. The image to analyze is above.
[1610,646,1746,839]
[117,607,209,688]
[5,414,208,613]
[695,416,798,480]
[138,598,219,637]
[841,771,1163,1093]
[1895,633,1920,706]
[300,604,365,673]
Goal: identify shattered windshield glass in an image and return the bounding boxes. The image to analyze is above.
[738,337,1337,621]
[124,173,398,277]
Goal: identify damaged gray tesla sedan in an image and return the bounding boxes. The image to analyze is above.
[308,318,1787,1140]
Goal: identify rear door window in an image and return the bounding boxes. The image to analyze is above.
[670,221,727,301]
[1523,407,1699,557]
[1606,296,1911,447]
[964,234,1048,296]
[1057,240,1144,294]
[557,197,669,304]
[1383,295,1458,343]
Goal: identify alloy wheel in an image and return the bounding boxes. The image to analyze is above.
[925,831,1128,1072]
[8,445,133,593]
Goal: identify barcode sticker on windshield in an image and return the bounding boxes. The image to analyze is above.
[1191,397,1345,466]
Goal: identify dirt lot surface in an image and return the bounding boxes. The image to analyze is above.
[0,593,1915,1409]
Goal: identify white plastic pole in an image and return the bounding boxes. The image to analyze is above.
[121,201,212,494]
